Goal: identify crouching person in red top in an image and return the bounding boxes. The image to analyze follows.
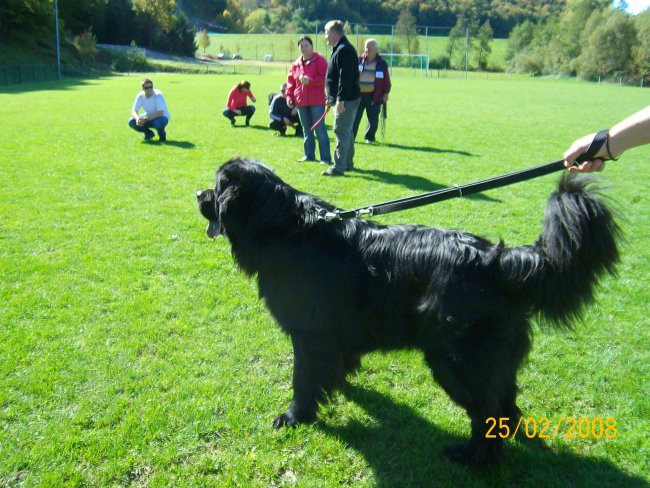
[223,80,257,126]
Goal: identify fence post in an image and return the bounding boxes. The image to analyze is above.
[425,26,429,78]
[356,24,359,52]
[464,27,469,78]
[390,25,394,71]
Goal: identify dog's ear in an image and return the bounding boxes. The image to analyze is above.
[196,189,219,221]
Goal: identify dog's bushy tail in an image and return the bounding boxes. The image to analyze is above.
[499,175,621,327]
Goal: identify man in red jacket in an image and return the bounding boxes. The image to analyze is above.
[353,39,391,143]
[286,36,332,163]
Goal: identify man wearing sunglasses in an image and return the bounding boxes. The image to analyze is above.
[128,79,171,142]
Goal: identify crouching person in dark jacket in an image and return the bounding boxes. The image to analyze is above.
[269,84,302,136]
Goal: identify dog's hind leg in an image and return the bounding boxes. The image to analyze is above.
[424,314,531,467]
[272,333,346,428]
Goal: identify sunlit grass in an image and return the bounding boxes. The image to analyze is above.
[0,73,648,486]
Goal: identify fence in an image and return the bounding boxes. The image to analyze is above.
[205,23,460,69]
[0,65,60,85]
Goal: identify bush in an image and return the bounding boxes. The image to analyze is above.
[72,30,98,64]
[112,41,151,72]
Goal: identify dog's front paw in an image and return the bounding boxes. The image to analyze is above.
[272,412,299,428]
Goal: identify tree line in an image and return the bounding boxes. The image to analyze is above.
[505,0,649,82]
[0,0,647,82]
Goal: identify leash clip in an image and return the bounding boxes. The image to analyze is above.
[317,208,342,222]
[356,207,374,217]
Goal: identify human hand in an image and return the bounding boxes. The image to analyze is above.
[235,109,242,115]
[291,108,298,116]
[283,117,291,125]
[336,101,345,114]
[300,75,310,85]
[251,97,257,103]
[382,94,388,103]
[287,98,294,108]
[136,117,145,126]
[564,133,608,173]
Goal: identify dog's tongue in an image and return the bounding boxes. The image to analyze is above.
[206,221,222,239]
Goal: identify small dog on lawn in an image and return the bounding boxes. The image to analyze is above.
[197,157,620,468]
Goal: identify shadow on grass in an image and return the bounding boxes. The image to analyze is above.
[381,142,475,157]
[318,385,647,487]
[0,76,110,94]
[351,168,501,203]
[140,140,195,149]
[163,140,195,149]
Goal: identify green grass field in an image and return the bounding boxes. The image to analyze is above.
[1,72,648,486]
[203,33,509,70]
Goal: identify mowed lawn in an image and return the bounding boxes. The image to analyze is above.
[0,73,648,486]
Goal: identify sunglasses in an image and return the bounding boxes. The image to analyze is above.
[143,85,153,89]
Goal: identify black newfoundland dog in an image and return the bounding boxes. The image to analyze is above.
[197,157,620,467]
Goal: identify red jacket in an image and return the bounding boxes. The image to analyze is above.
[359,53,391,103]
[286,52,328,107]
[227,86,255,111]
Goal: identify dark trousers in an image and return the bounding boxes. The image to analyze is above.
[269,113,302,135]
[128,116,168,140]
[223,105,256,124]
[352,92,381,141]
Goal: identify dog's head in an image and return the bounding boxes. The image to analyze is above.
[196,188,223,239]
[197,157,294,241]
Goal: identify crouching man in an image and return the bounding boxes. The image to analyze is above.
[269,84,302,137]
[128,78,170,142]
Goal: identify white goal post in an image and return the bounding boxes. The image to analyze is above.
[383,53,430,77]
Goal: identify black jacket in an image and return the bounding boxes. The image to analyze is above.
[326,36,360,105]
[269,94,292,121]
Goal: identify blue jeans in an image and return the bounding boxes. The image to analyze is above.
[297,105,331,162]
[128,116,168,139]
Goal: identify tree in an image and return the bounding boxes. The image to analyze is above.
[0,0,53,41]
[218,0,246,32]
[505,20,534,62]
[475,20,493,70]
[198,29,211,53]
[634,10,650,79]
[59,0,108,36]
[446,16,465,68]
[576,11,637,79]
[97,0,136,45]
[132,0,176,49]
[245,8,270,33]
[395,10,418,55]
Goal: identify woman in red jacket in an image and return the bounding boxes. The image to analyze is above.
[286,36,331,163]
[223,80,257,126]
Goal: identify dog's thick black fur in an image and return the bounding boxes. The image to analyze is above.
[197,157,620,468]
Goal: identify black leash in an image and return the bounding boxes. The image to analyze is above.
[318,158,576,221]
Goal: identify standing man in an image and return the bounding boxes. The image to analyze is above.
[353,38,391,143]
[322,20,360,177]
[128,79,170,142]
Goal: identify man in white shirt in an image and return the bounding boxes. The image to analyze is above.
[128,78,171,142]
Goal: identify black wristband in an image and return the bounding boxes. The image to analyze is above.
[575,130,608,164]
[605,132,619,161]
